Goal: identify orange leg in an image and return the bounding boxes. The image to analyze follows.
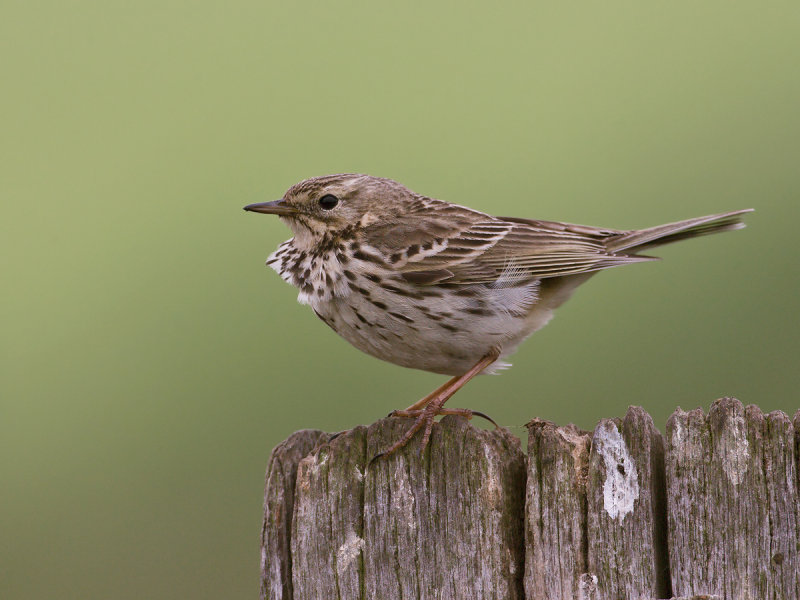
[388,376,461,416]
[372,347,501,462]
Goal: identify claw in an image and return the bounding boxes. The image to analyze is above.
[470,410,499,428]
[327,430,347,442]
[374,348,502,461]
[367,451,385,468]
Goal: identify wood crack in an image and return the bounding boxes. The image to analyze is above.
[261,401,798,600]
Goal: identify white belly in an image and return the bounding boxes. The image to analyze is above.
[310,277,554,376]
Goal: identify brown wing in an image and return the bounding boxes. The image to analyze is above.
[362,200,654,285]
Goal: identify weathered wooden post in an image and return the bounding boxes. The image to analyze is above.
[261,399,799,600]
[525,407,670,600]
[262,416,525,600]
[665,399,799,599]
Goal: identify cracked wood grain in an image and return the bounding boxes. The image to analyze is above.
[525,407,670,600]
[261,429,330,600]
[262,416,525,600]
[666,398,799,599]
[524,419,591,600]
[262,400,799,600]
[363,416,526,600]
[291,425,368,599]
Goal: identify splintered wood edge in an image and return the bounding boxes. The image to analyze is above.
[665,398,799,599]
[263,417,527,600]
[262,400,797,600]
[261,429,330,600]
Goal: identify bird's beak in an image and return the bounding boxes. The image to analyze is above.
[243,199,296,216]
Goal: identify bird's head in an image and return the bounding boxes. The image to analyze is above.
[244,174,414,246]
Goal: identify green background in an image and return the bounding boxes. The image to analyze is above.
[2,2,799,598]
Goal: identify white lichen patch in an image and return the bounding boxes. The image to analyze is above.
[595,420,639,522]
[718,413,750,486]
[336,530,365,573]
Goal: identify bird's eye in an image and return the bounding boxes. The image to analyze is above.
[318,194,339,210]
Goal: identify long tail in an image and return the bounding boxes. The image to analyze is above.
[606,209,753,254]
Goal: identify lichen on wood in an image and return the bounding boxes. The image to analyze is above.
[261,400,799,600]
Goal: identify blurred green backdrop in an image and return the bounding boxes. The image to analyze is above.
[2,1,799,598]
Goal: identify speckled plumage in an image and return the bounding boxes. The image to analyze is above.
[246,173,751,455]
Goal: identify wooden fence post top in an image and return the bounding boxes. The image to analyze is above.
[665,397,799,600]
[262,401,799,600]
[262,416,526,600]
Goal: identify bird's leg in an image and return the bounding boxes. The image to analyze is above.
[373,347,501,462]
[416,349,501,451]
[387,376,460,417]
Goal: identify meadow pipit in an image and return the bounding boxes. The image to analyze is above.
[245,174,751,458]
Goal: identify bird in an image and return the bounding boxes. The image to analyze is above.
[244,174,751,458]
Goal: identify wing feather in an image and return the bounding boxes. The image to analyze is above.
[362,200,644,285]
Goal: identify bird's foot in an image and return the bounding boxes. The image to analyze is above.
[370,406,498,466]
[370,348,502,466]
[370,403,438,465]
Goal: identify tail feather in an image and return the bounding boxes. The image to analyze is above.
[607,209,753,254]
